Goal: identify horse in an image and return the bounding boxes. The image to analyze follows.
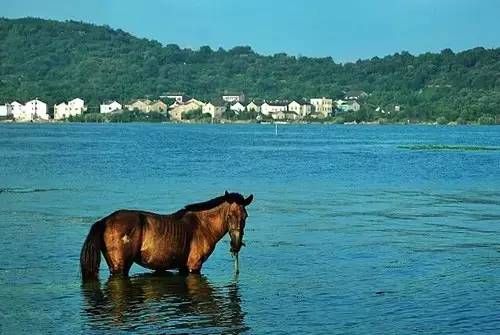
[80,191,253,281]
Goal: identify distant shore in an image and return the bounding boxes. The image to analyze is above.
[1,119,497,126]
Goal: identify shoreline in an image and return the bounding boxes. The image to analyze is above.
[0,119,497,126]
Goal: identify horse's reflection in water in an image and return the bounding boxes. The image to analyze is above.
[82,273,248,334]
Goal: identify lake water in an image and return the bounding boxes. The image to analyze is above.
[0,123,499,334]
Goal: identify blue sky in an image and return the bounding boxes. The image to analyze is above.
[1,0,499,62]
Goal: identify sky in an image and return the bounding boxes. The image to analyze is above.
[1,0,499,62]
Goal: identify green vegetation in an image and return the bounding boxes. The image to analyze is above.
[181,108,212,122]
[0,18,499,124]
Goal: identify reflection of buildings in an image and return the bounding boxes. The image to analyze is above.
[81,273,248,334]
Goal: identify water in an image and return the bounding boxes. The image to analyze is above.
[0,123,499,334]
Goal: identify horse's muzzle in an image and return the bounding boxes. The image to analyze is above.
[230,240,245,253]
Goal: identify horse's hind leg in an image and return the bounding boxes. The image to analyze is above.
[102,247,134,276]
[102,223,142,277]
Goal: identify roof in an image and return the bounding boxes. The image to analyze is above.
[127,99,150,105]
[264,100,289,107]
[289,100,311,106]
[345,90,367,97]
[247,100,264,106]
[206,99,227,107]
[150,100,167,105]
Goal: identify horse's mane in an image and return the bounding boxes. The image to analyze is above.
[172,192,246,217]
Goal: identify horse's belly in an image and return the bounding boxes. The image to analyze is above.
[138,247,186,270]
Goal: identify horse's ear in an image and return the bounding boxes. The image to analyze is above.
[225,190,229,197]
[244,194,254,206]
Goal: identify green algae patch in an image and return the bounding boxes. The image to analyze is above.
[399,144,500,152]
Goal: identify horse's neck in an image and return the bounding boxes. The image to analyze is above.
[193,204,229,244]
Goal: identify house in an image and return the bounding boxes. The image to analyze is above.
[163,93,191,103]
[185,98,205,107]
[124,99,167,113]
[68,98,86,114]
[307,112,323,119]
[230,101,246,114]
[169,99,205,121]
[202,101,226,119]
[150,100,168,112]
[0,103,12,117]
[54,98,86,120]
[222,93,245,103]
[344,90,368,100]
[10,101,25,120]
[310,97,333,117]
[288,100,312,117]
[284,111,300,120]
[270,110,286,120]
[25,99,49,120]
[246,101,263,113]
[54,102,69,120]
[261,101,288,116]
[125,99,152,112]
[100,101,122,114]
[337,100,360,112]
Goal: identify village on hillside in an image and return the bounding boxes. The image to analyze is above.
[0,91,391,123]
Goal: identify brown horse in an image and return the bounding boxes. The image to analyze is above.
[80,191,253,281]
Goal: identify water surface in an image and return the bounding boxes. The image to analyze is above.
[0,124,499,334]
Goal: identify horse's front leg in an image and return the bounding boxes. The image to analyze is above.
[186,253,204,274]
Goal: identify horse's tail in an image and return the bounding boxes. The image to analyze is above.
[80,219,105,282]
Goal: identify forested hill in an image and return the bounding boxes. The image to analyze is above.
[0,17,499,122]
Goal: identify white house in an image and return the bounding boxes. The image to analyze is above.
[246,101,262,113]
[10,101,25,120]
[310,97,333,117]
[54,98,86,120]
[68,98,86,114]
[338,100,360,112]
[25,99,49,120]
[0,103,12,117]
[261,101,288,116]
[202,102,226,119]
[288,100,312,117]
[54,102,69,120]
[230,101,246,114]
[222,93,245,103]
[100,101,122,114]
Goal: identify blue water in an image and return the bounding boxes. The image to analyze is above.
[0,124,499,334]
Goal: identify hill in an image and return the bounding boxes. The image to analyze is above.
[0,17,499,123]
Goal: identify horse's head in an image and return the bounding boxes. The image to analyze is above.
[224,191,253,254]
